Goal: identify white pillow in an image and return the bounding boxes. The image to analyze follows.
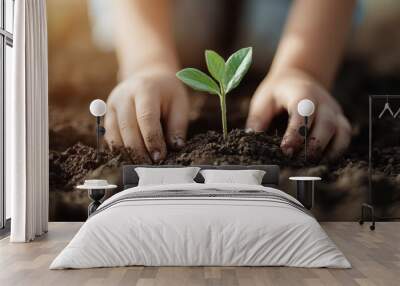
[200,169,266,185]
[135,167,201,186]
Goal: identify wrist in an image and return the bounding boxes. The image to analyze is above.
[267,66,325,88]
[119,61,179,81]
[118,50,180,80]
[269,59,333,90]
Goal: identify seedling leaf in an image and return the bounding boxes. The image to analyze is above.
[205,50,225,85]
[176,68,220,95]
[176,47,253,141]
[224,47,252,93]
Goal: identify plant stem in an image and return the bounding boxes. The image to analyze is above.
[219,91,228,140]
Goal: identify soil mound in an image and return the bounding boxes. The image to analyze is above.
[164,129,307,166]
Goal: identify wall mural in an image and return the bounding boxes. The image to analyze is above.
[48,0,400,222]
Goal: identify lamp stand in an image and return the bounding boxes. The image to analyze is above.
[95,116,106,161]
[304,116,308,162]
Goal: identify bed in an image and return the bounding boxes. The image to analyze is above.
[50,165,350,269]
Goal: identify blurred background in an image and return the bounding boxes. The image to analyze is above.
[48,0,400,141]
[48,0,400,221]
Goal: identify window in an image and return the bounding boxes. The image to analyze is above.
[0,0,14,231]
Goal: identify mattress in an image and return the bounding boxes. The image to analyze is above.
[50,183,350,269]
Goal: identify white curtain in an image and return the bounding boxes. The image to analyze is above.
[7,0,49,242]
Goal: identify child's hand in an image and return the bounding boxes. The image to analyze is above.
[105,68,189,163]
[246,68,351,161]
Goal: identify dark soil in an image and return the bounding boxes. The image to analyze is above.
[50,129,301,189]
[49,127,400,221]
[164,129,306,166]
[50,129,322,189]
[50,143,123,190]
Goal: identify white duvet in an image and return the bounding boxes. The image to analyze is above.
[50,183,350,269]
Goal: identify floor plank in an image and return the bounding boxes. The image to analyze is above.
[0,222,399,286]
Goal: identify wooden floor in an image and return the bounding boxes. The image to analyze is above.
[0,222,399,286]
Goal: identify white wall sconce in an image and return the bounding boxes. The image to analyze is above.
[89,99,107,160]
[297,99,315,162]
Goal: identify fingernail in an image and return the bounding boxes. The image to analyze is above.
[283,147,294,158]
[171,136,185,149]
[246,118,263,132]
[249,124,263,132]
[176,137,185,148]
[151,151,161,162]
[245,128,254,134]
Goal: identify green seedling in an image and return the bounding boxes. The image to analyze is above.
[176,47,253,140]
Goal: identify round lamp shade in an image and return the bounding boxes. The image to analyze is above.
[90,99,107,117]
[297,99,315,117]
